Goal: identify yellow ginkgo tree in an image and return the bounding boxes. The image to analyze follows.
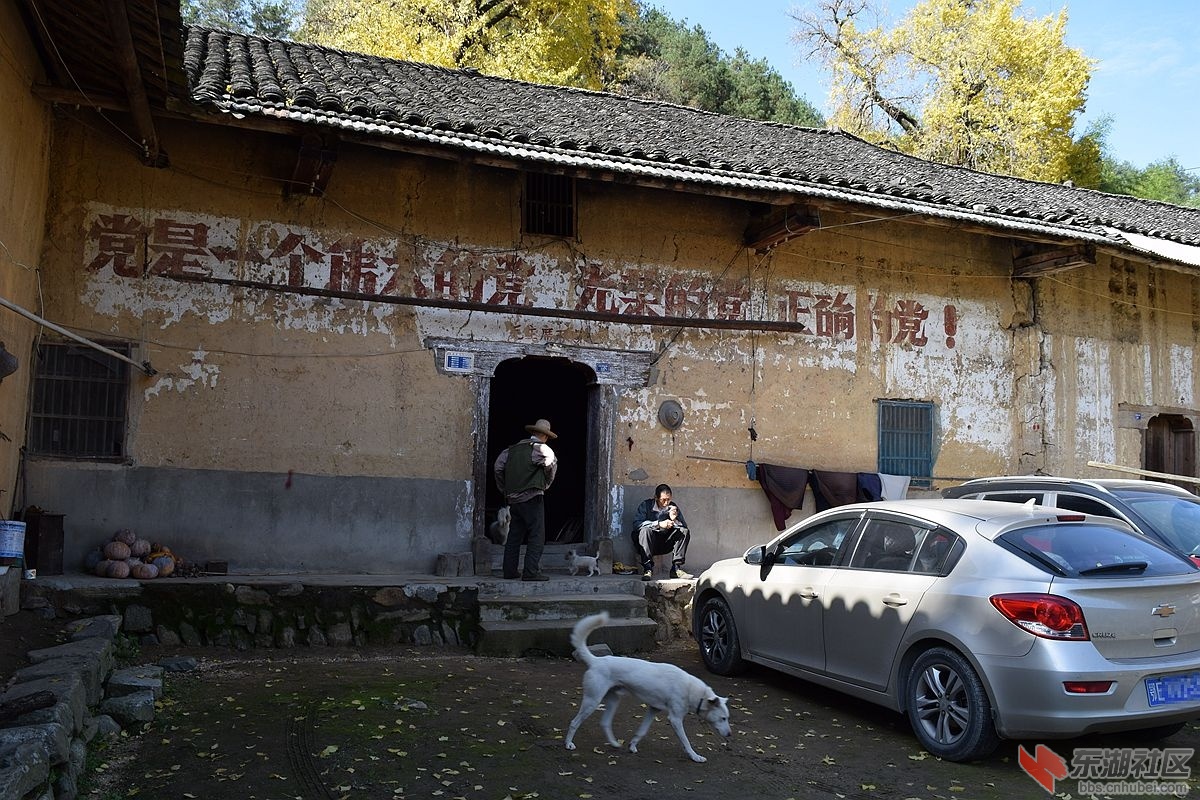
[301,0,634,90]
[792,0,1094,182]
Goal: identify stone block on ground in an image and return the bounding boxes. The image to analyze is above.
[435,552,472,577]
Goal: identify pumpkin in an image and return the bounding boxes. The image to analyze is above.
[105,560,130,579]
[151,555,175,577]
[94,559,113,577]
[130,562,159,580]
[130,538,151,557]
[113,528,136,546]
[103,541,131,560]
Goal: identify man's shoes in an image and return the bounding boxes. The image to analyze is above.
[522,573,550,582]
[503,573,520,579]
[641,570,653,581]
[670,566,693,580]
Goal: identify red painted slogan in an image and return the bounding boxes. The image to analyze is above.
[85,209,957,348]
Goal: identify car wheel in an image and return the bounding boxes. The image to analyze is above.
[906,647,1001,762]
[698,596,746,675]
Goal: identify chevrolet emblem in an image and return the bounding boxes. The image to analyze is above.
[1152,604,1177,618]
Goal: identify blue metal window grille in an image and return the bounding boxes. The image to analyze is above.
[878,400,934,488]
[524,172,575,237]
[29,341,129,459]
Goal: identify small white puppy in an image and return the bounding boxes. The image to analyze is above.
[566,548,599,576]
[564,612,731,762]
[486,506,510,545]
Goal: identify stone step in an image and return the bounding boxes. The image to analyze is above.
[477,574,645,597]
[479,593,646,623]
[476,616,659,658]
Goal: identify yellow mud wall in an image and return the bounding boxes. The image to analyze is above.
[31,106,1200,571]
[1030,258,1200,479]
[39,118,483,480]
[0,8,51,515]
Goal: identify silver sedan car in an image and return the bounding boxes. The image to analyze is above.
[692,498,1200,761]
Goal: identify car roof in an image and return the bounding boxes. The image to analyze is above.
[806,497,1131,541]
[944,475,1197,498]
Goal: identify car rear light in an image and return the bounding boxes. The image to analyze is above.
[1063,681,1113,694]
[1055,514,1086,522]
[990,593,1090,640]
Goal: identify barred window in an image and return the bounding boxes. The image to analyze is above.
[878,400,935,489]
[523,172,575,237]
[29,341,129,459]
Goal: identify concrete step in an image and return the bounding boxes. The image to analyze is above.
[476,616,659,658]
[479,593,646,623]
[487,542,593,570]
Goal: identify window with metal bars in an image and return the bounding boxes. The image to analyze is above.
[877,400,935,488]
[523,172,575,237]
[29,341,129,459]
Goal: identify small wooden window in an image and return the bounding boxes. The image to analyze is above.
[878,400,935,488]
[29,341,129,459]
[523,173,575,237]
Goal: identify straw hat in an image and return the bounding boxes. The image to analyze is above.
[524,418,558,439]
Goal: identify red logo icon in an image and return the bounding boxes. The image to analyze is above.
[1019,744,1069,793]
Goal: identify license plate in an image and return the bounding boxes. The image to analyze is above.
[1146,672,1200,706]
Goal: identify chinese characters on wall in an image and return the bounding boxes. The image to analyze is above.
[84,206,958,349]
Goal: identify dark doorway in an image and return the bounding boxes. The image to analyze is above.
[1145,414,1196,493]
[487,357,592,543]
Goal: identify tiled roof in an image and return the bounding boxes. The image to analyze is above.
[182,26,1200,256]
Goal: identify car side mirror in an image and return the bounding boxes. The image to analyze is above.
[744,545,765,565]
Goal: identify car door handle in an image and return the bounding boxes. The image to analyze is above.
[883,593,908,607]
[798,587,820,600]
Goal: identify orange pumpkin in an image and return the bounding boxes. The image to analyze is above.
[103,541,131,560]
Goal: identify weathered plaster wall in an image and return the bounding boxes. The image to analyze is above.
[25,110,1200,575]
[0,8,52,516]
[1029,258,1200,478]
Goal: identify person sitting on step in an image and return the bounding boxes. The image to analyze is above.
[631,483,692,580]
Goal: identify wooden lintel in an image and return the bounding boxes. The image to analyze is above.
[1012,243,1097,278]
[286,134,338,197]
[745,204,821,253]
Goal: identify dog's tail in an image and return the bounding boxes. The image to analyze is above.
[570,611,610,664]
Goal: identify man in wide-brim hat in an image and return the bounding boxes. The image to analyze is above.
[493,418,559,580]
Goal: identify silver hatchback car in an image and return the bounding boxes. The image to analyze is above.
[692,498,1200,761]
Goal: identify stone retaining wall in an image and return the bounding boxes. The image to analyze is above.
[0,615,175,800]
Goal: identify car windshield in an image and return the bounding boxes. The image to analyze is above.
[1000,522,1195,577]
[1113,490,1200,555]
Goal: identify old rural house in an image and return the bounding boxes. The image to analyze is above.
[2,1,1200,576]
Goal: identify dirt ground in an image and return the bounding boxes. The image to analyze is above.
[73,638,1200,800]
[6,609,1200,800]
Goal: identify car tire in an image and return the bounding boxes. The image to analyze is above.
[905,647,1001,762]
[698,596,747,676]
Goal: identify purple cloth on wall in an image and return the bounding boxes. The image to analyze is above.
[810,470,860,511]
[857,472,883,502]
[756,463,811,530]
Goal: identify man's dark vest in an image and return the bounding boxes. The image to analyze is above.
[503,440,547,495]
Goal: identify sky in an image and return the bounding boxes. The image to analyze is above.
[647,0,1200,172]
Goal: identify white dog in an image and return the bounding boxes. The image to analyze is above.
[486,506,510,545]
[566,548,599,576]
[564,611,731,762]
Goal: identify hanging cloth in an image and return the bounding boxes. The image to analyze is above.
[756,463,810,531]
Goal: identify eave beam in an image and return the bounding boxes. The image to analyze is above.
[1013,243,1096,278]
[745,204,821,253]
